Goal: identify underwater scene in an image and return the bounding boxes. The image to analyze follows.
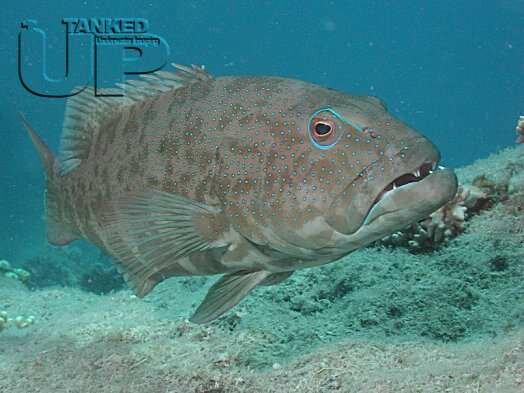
[1,1,523,392]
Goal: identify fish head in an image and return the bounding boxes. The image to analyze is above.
[319,97,458,252]
[216,78,457,258]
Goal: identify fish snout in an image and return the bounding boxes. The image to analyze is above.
[326,136,446,235]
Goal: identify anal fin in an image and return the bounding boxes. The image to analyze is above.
[190,270,272,324]
[260,271,293,286]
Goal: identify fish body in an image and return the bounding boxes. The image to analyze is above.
[23,64,457,323]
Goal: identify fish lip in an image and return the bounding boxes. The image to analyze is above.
[362,165,456,225]
[359,138,441,223]
[327,137,442,235]
[367,160,440,214]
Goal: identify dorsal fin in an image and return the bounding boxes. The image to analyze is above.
[58,64,213,175]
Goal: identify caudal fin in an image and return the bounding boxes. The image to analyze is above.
[20,113,80,245]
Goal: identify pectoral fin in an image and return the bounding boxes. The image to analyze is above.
[190,270,272,324]
[103,190,227,297]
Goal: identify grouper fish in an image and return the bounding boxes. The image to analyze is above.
[22,64,458,323]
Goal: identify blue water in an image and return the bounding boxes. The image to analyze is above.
[1,0,523,260]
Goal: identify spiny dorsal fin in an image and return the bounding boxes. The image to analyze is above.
[59,86,123,174]
[58,64,212,175]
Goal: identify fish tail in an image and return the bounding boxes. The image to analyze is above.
[19,113,80,245]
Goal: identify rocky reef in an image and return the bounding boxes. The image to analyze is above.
[0,310,35,333]
[0,259,31,283]
[10,247,124,294]
[379,145,524,252]
[1,144,522,392]
[0,263,35,333]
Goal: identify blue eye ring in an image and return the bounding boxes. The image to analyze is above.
[308,107,363,150]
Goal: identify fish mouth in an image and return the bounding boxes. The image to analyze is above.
[368,161,438,214]
[362,160,457,226]
[327,137,457,236]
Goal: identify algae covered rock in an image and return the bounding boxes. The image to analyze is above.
[0,259,31,283]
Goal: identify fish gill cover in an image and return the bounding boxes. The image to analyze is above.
[1,2,523,393]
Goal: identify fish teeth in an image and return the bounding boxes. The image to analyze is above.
[414,169,421,177]
[393,182,397,190]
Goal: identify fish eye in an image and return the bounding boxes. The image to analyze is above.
[314,121,334,138]
[308,108,341,149]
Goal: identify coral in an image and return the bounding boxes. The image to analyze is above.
[379,144,524,253]
[471,174,509,203]
[0,311,35,333]
[379,182,491,252]
[0,259,31,283]
[516,115,524,144]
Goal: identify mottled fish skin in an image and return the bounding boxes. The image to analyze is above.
[66,78,407,249]
[23,65,458,322]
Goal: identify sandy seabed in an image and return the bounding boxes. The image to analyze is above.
[1,146,523,393]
